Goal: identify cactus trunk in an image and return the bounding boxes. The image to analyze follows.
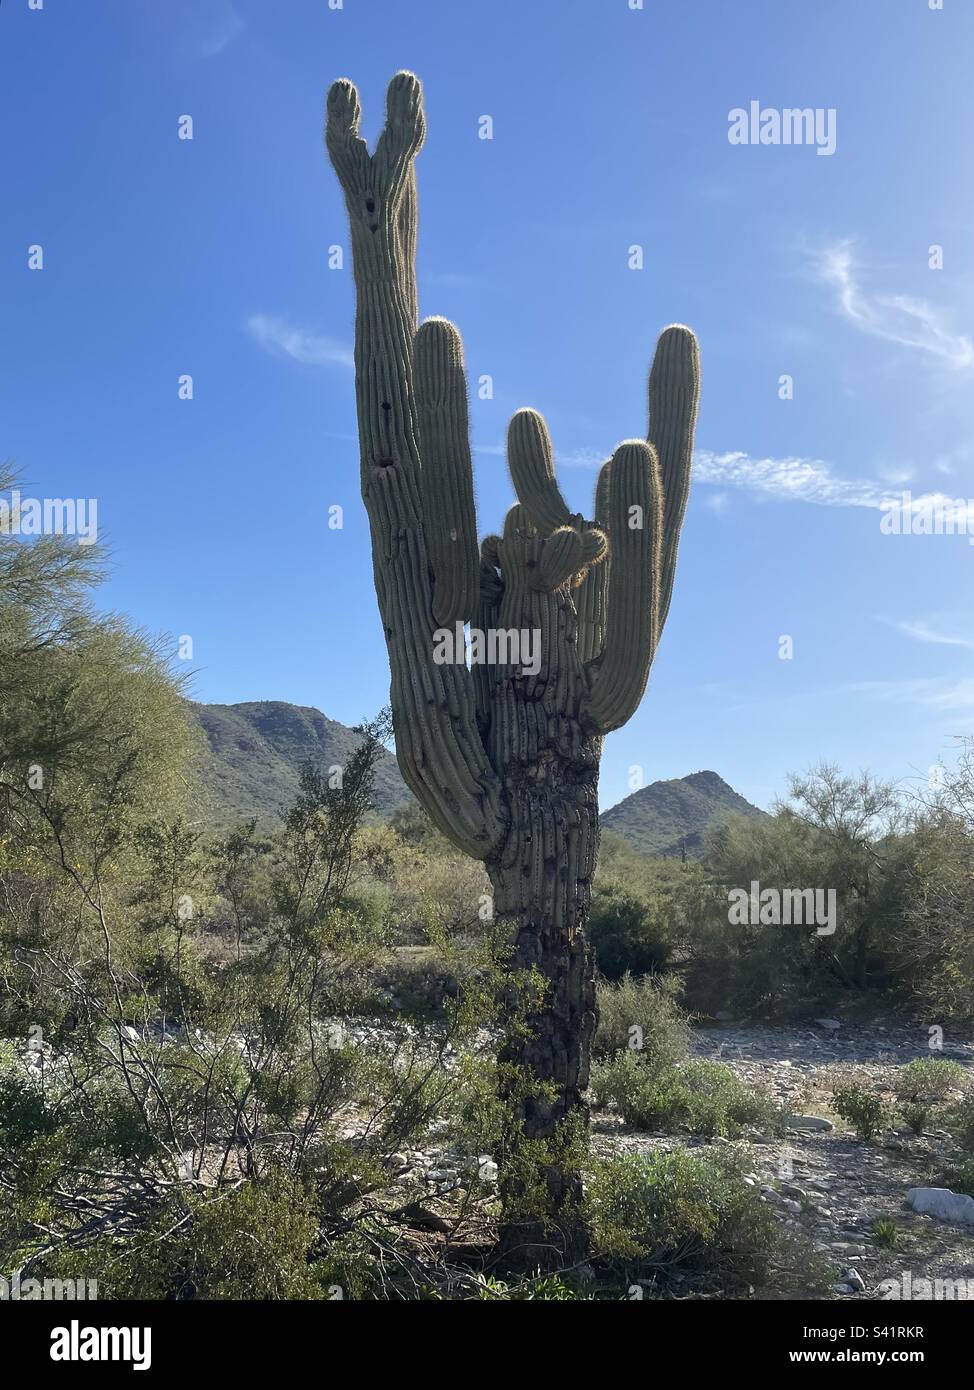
[324,71,699,1263]
[491,858,598,1262]
[483,563,601,1259]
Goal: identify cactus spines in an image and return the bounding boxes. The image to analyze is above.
[325,71,700,1260]
[649,323,700,630]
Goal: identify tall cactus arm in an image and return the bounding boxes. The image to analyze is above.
[414,317,480,625]
[648,324,700,631]
[507,409,575,534]
[325,74,424,491]
[397,166,419,329]
[583,441,663,734]
[325,72,505,858]
[575,459,612,662]
[583,325,699,731]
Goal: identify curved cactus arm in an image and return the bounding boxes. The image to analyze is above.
[648,324,700,631]
[325,72,505,859]
[574,459,612,663]
[324,78,370,192]
[583,441,663,734]
[507,409,574,534]
[414,317,480,626]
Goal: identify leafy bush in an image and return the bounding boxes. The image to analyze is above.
[940,1156,974,1197]
[893,1059,966,1135]
[593,973,689,1063]
[585,1148,779,1289]
[895,1058,967,1103]
[589,886,673,980]
[830,1083,891,1142]
[947,1093,974,1151]
[592,1053,782,1139]
[898,1101,930,1136]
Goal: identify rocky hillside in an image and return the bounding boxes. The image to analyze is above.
[600,769,767,858]
[191,700,410,827]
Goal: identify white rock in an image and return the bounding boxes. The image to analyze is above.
[905,1187,974,1226]
[787,1114,834,1132]
[815,1018,842,1032]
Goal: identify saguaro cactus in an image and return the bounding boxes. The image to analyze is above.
[325,71,700,1259]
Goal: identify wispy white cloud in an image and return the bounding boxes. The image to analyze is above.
[812,239,974,369]
[247,314,353,369]
[694,453,974,527]
[884,618,974,651]
[199,1,244,57]
[693,450,892,510]
[475,439,968,521]
[846,676,974,715]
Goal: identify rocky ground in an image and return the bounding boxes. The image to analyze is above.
[19,1016,973,1298]
[376,1020,974,1298]
[589,1021,974,1299]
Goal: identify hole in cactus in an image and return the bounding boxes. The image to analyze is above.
[365,197,375,214]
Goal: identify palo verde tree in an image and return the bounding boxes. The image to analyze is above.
[325,71,700,1260]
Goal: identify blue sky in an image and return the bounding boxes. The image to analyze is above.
[3,0,973,813]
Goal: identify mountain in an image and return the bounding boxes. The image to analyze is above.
[599,770,767,858]
[192,701,763,857]
[191,701,410,827]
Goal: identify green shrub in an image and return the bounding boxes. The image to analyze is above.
[585,1148,778,1289]
[590,886,673,980]
[830,1083,891,1142]
[895,1058,967,1103]
[940,1156,974,1197]
[592,1053,782,1139]
[947,1093,974,1151]
[593,973,689,1063]
[680,1059,784,1137]
[871,1217,898,1249]
[591,1051,687,1131]
[39,1168,340,1300]
[898,1101,930,1136]
[470,1271,585,1300]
